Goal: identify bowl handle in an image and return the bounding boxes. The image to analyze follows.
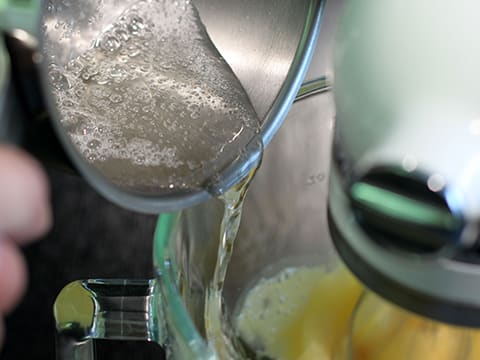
[54,279,164,360]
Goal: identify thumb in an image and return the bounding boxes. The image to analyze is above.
[0,145,52,243]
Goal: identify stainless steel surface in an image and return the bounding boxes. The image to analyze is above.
[34,0,325,213]
[194,0,313,123]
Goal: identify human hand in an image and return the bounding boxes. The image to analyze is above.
[0,145,52,347]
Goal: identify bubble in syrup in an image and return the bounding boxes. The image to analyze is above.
[66,59,84,74]
[101,35,121,53]
[88,139,102,150]
[50,70,70,91]
[114,28,130,42]
[109,93,123,103]
[127,15,144,35]
[128,48,141,58]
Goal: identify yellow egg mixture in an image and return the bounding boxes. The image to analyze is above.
[235,264,480,360]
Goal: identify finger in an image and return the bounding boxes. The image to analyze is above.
[0,145,52,244]
[0,240,27,314]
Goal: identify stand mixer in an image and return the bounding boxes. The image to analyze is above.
[330,0,480,327]
[4,0,480,358]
